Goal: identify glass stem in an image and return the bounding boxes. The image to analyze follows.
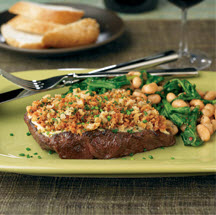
[179,9,189,57]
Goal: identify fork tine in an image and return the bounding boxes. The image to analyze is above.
[0,69,36,89]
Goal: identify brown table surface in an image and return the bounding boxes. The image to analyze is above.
[0,20,216,215]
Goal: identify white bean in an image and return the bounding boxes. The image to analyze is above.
[189,99,204,110]
[211,120,216,131]
[201,115,211,125]
[172,99,188,108]
[141,83,158,94]
[166,93,176,103]
[166,120,178,135]
[204,91,216,100]
[203,123,214,135]
[127,71,141,76]
[196,124,211,142]
[132,77,142,89]
[147,94,161,104]
[132,91,147,100]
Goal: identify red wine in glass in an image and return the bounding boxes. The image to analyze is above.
[166,0,211,70]
[168,0,204,9]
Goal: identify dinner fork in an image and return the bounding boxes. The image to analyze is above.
[0,50,178,91]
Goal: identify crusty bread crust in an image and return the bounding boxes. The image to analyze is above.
[43,18,100,48]
[8,15,62,35]
[1,24,45,49]
[9,1,84,24]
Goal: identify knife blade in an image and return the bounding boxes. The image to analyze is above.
[0,67,198,104]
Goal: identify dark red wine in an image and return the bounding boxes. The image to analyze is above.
[168,0,204,9]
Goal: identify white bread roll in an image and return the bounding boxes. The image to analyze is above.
[8,15,62,35]
[43,18,100,48]
[9,1,84,24]
[1,24,45,49]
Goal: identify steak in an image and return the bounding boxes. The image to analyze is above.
[24,113,176,159]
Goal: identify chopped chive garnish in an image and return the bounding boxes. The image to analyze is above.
[129,153,133,157]
[26,147,31,151]
[26,154,31,158]
[38,156,42,159]
[148,155,154,159]
[142,157,146,159]
[171,157,175,160]
[68,102,73,105]
[19,153,25,157]
[160,147,165,149]
[34,153,38,155]
[122,158,127,160]
[26,131,31,136]
[143,120,148,123]
[10,133,14,136]
[143,148,147,152]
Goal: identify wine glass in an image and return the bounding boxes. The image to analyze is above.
[167,0,211,70]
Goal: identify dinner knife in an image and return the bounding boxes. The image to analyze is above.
[0,67,198,104]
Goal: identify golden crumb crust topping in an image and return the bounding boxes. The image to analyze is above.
[26,89,168,136]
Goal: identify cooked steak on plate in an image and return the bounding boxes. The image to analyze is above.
[24,89,176,159]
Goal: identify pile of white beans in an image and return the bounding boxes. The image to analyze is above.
[128,71,216,141]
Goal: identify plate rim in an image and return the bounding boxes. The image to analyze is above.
[0,2,125,56]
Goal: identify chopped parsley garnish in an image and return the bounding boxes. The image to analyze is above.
[95,106,99,110]
[160,147,165,149]
[129,153,133,157]
[26,154,31,158]
[127,129,134,134]
[143,148,147,152]
[148,155,154,159]
[130,157,134,160]
[10,133,14,136]
[113,101,118,105]
[61,95,66,98]
[126,110,132,115]
[26,132,31,136]
[68,102,73,105]
[34,153,38,155]
[48,150,54,155]
[104,96,108,101]
[143,120,148,123]
[19,153,25,157]
[142,157,146,159]
[112,129,118,133]
[85,105,90,110]
[38,156,42,159]
[171,157,175,160]
[144,111,148,116]
[107,116,112,121]
[94,114,99,118]
[26,147,31,151]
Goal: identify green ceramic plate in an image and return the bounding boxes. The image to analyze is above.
[0,69,215,177]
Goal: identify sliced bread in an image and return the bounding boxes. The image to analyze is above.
[9,1,84,24]
[1,24,45,49]
[8,15,62,35]
[42,18,100,48]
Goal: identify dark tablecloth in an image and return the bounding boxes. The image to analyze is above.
[0,20,215,215]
